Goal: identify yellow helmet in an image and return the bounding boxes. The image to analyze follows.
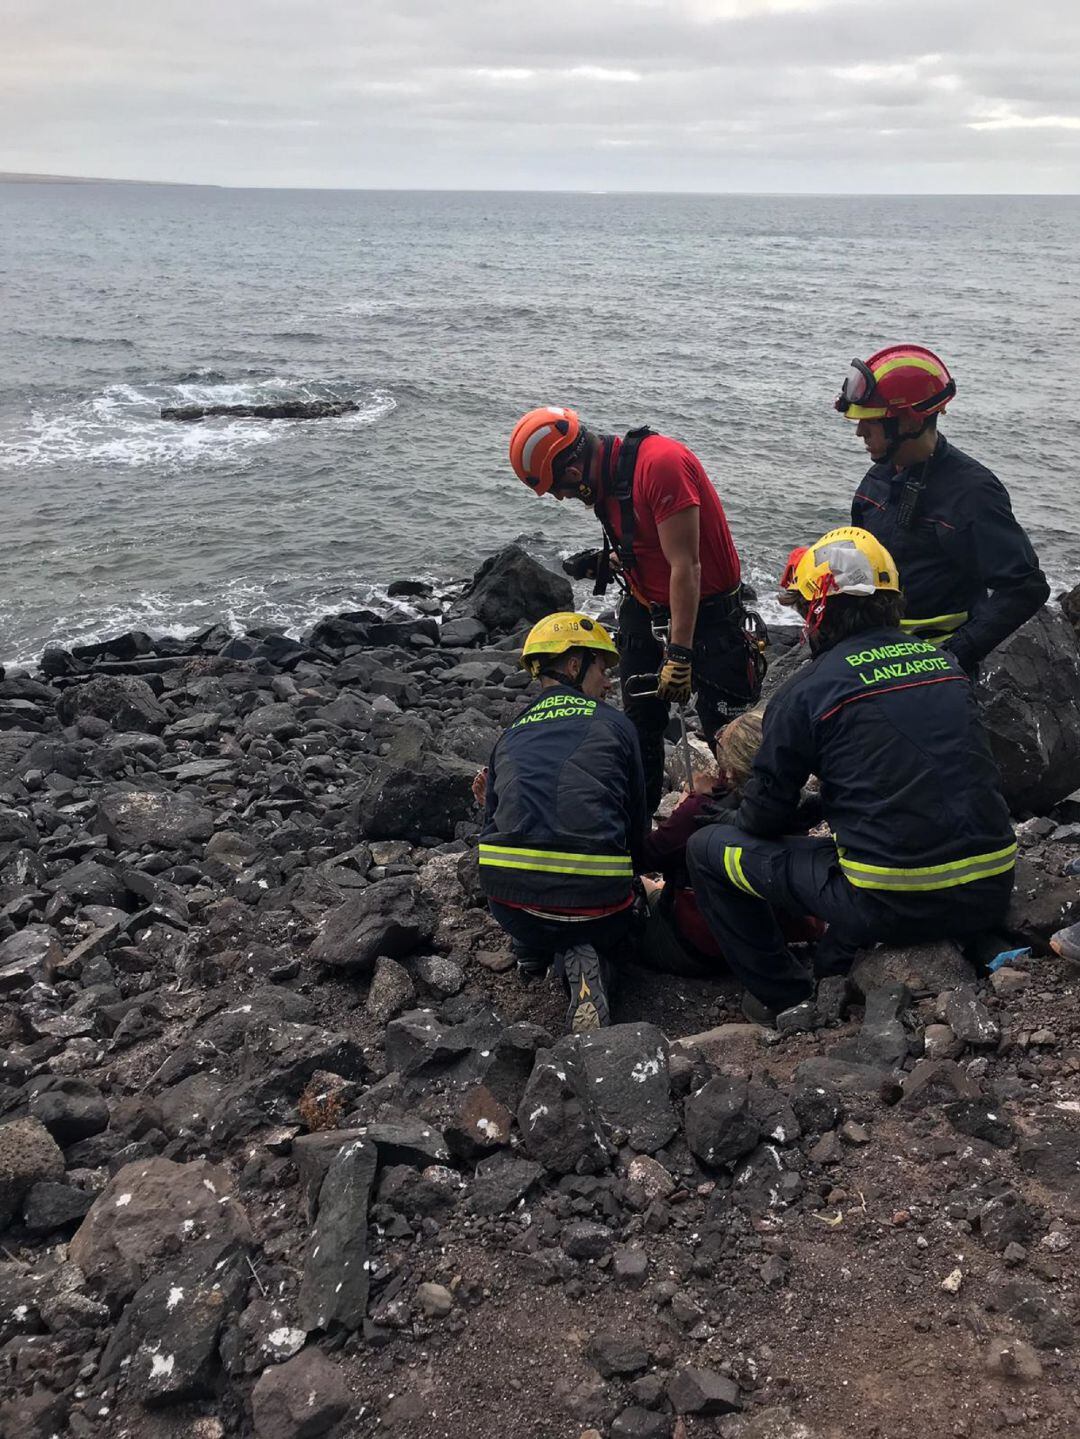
[793,527,900,602]
[519,611,618,674]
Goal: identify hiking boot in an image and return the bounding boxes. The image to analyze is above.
[1051,921,1080,964]
[561,945,611,1032]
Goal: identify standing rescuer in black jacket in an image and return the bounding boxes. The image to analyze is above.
[687,527,1017,1023]
[478,611,647,1033]
[837,344,1049,674]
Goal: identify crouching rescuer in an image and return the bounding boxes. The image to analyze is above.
[478,612,647,1032]
[687,527,1017,1023]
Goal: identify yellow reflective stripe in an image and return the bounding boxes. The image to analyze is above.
[479,844,632,879]
[844,857,1017,892]
[731,847,763,899]
[722,845,762,898]
[873,354,946,381]
[480,857,632,874]
[900,612,968,636]
[839,841,1017,892]
[480,856,633,877]
[479,843,630,868]
[839,841,1016,876]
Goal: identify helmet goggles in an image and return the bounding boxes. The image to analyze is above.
[834,359,879,415]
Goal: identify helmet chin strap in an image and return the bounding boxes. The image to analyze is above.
[882,415,933,467]
[573,446,597,505]
[802,574,837,651]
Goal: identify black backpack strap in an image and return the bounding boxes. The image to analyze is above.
[590,428,656,595]
[592,435,618,595]
[608,426,656,573]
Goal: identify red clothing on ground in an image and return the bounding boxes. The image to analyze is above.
[601,434,741,608]
[642,791,825,963]
[642,791,727,959]
[640,791,716,871]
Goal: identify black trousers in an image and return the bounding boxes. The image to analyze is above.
[618,593,760,813]
[488,901,635,963]
[687,824,1014,1014]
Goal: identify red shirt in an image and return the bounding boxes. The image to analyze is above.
[599,434,741,607]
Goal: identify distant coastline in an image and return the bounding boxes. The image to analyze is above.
[0,171,211,186]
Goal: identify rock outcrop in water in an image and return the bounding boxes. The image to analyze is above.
[0,544,1079,1439]
[160,399,360,422]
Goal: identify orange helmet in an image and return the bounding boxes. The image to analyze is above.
[835,345,955,423]
[779,546,808,590]
[778,546,808,607]
[509,406,585,496]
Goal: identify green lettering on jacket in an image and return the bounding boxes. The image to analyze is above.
[857,656,953,686]
[511,693,598,729]
[845,639,937,668]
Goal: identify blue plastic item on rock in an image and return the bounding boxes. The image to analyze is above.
[987,947,1032,972]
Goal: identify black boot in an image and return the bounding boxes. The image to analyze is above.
[512,944,549,981]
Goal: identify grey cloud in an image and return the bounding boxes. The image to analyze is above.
[1,0,1077,190]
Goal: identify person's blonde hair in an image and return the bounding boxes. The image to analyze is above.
[716,708,765,788]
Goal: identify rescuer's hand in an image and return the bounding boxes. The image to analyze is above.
[471,767,488,807]
[657,644,693,704]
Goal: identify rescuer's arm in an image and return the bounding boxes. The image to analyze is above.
[945,476,1050,670]
[657,506,702,650]
[734,693,813,838]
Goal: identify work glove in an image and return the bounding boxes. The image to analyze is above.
[657,644,694,704]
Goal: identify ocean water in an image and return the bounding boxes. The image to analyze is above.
[2,185,1078,666]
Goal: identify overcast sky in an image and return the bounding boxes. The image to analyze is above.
[3,0,1079,191]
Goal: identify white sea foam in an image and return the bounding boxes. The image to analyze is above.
[0,379,396,472]
[0,571,440,670]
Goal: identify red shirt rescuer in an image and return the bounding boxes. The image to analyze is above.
[509,406,765,813]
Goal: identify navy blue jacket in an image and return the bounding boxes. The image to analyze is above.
[480,684,647,908]
[736,629,1016,893]
[851,436,1049,671]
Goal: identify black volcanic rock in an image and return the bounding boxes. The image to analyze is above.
[161,399,359,421]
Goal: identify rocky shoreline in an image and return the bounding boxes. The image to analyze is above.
[1,545,1080,1439]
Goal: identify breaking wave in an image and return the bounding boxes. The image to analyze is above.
[0,569,442,671]
[0,377,396,472]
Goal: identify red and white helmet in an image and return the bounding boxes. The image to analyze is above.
[509,406,585,496]
[835,345,955,423]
